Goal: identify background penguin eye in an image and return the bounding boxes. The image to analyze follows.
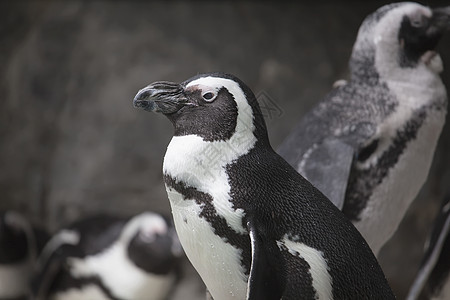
[409,15,427,28]
[411,19,423,27]
[202,91,217,102]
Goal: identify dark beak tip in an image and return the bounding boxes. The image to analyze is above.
[132,99,145,109]
[133,99,154,111]
[133,96,162,113]
[133,87,154,111]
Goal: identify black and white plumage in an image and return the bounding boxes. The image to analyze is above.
[407,194,450,300]
[0,211,48,300]
[32,212,183,300]
[133,73,395,299]
[277,3,450,255]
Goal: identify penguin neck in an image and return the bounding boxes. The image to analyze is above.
[349,50,380,86]
[376,48,447,116]
[374,40,444,86]
[163,88,271,187]
[349,45,447,113]
[163,129,257,182]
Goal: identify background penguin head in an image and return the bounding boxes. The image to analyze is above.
[121,212,183,275]
[133,73,270,144]
[0,211,36,264]
[350,3,450,79]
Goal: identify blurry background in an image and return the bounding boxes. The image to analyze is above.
[1,0,449,298]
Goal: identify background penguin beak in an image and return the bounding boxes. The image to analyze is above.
[133,81,189,114]
[430,7,450,33]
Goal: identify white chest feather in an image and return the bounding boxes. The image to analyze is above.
[163,135,250,235]
[355,75,447,255]
[168,187,248,300]
[69,243,175,300]
[163,135,254,300]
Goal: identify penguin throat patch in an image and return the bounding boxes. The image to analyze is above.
[343,108,427,220]
[397,15,442,69]
[164,174,251,275]
[127,232,179,276]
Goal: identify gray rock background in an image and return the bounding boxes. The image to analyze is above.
[1,1,449,298]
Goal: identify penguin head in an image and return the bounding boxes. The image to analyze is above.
[351,2,450,79]
[133,73,269,145]
[0,211,36,264]
[120,212,183,274]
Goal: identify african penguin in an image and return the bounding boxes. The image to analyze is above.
[133,72,395,299]
[32,212,183,300]
[0,211,48,300]
[277,2,450,255]
[407,193,450,300]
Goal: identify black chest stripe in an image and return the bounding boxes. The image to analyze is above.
[343,108,427,220]
[277,245,317,299]
[164,174,251,275]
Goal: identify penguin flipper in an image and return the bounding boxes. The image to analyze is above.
[406,196,450,300]
[300,139,354,210]
[31,243,79,300]
[246,221,282,300]
[31,253,63,300]
[31,230,81,300]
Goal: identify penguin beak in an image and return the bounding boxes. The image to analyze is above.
[430,7,450,34]
[133,81,190,114]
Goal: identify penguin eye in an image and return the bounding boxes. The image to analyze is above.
[202,91,217,102]
[410,19,423,28]
[409,14,427,28]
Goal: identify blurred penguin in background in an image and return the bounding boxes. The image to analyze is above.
[0,211,48,300]
[32,212,183,300]
[278,2,450,255]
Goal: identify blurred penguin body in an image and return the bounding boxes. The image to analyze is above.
[33,212,182,300]
[0,211,48,300]
[278,3,450,255]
